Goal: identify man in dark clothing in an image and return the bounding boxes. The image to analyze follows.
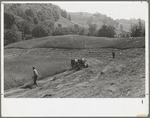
[112,51,115,59]
[32,67,38,86]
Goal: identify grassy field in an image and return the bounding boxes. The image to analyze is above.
[4,48,72,90]
[4,48,145,98]
[4,35,145,97]
[5,35,145,49]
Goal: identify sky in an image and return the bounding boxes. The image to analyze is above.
[52,2,147,20]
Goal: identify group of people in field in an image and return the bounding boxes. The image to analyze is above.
[71,58,88,70]
[31,50,116,86]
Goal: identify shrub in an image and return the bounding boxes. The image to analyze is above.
[52,27,63,36]
[33,17,38,24]
[88,23,97,36]
[24,35,33,40]
[32,25,48,38]
[26,16,34,24]
[4,29,21,46]
[14,31,22,41]
[4,13,15,29]
[53,9,59,21]
[68,14,71,21]
[98,24,115,38]
[58,24,62,27]
[61,10,67,18]
[40,20,55,29]
[25,8,35,17]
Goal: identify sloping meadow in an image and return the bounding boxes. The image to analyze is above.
[4,35,145,90]
[4,48,71,90]
[5,35,145,49]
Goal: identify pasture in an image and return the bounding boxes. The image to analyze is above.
[4,35,145,98]
[5,35,145,49]
[4,48,72,90]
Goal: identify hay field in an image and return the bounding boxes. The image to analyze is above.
[5,35,145,49]
[4,35,145,98]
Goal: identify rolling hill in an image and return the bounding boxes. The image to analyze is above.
[68,12,104,29]
[54,16,78,27]
[116,18,145,32]
[3,3,146,98]
[4,35,145,98]
[5,35,145,49]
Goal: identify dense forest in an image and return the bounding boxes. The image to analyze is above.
[4,3,145,46]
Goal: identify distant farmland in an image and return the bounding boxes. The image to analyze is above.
[5,35,145,49]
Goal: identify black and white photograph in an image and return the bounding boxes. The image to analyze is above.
[1,1,149,117]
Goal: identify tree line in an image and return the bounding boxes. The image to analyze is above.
[4,4,145,46]
[4,4,70,45]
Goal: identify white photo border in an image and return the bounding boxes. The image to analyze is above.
[1,1,149,117]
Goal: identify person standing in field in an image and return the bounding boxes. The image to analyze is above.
[32,67,38,86]
[112,50,115,59]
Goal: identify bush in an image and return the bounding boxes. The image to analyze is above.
[58,24,62,27]
[14,31,22,41]
[40,20,54,29]
[52,27,63,36]
[45,27,52,36]
[61,10,67,18]
[4,13,15,29]
[25,8,35,17]
[26,16,34,24]
[88,23,97,36]
[24,35,33,40]
[33,17,38,24]
[17,20,31,34]
[79,29,85,35]
[32,25,48,38]
[98,24,115,38]
[53,9,59,21]
[4,29,21,46]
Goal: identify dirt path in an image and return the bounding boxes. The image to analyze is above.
[4,56,145,98]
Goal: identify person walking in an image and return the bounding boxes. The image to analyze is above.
[112,50,115,59]
[32,67,38,86]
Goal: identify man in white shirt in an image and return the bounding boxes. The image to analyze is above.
[32,67,38,86]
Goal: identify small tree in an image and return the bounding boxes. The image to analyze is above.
[52,27,63,36]
[130,25,142,37]
[130,19,145,37]
[40,20,55,29]
[120,24,123,31]
[74,24,79,29]
[53,9,59,21]
[17,20,31,40]
[79,29,85,35]
[33,17,39,24]
[25,9,35,17]
[26,16,34,24]
[88,23,97,36]
[58,24,62,27]
[4,29,18,46]
[98,24,115,38]
[32,25,48,38]
[61,10,67,18]
[68,14,71,21]
[4,13,15,29]
[11,24,18,31]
